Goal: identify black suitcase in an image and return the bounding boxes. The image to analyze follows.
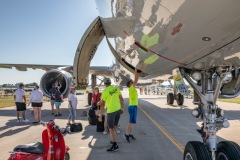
[88,108,95,117]
[88,116,97,125]
[70,123,83,132]
[96,115,105,132]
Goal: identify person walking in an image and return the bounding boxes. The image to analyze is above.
[124,63,144,143]
[28,85,43,123]
[54,87,63,116]
[49,84,56,115]
[14,83,29,122]
[98,78,124,152]
[67,87,78,124]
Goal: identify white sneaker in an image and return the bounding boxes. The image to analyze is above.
[103,130,108,135]
[17,119,21,123]
[22,119,29,123]
[116,129,120,134]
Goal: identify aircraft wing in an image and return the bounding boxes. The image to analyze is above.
[0,63,113,77]
[89,66,113,77]
[0,63,72,71]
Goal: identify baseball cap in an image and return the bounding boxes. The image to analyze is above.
[103,78,111,84]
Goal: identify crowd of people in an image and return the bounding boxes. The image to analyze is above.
[13,83,78,125]
[13,62,144,152]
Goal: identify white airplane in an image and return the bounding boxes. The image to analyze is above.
[1,0,240,159]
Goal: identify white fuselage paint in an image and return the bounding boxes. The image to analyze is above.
[95,0,240,79]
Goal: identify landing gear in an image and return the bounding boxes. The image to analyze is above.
[217,141,240,160]
[167,93,174,105]
[176,93,184,105]
[167,78,185,106]
[178,67,240,160]
[167,92,184,105]
[184,141,211,160]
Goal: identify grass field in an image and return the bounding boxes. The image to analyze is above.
[218,96,240,104]
[0,92,29,108]
[0,93,49,108]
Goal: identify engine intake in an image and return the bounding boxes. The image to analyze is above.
[40,69,73,98]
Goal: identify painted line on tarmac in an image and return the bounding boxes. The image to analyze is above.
[138,105,184,153]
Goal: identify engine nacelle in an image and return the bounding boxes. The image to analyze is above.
[40,69,73,98]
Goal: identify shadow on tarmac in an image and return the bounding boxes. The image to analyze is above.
[0,96,239,160]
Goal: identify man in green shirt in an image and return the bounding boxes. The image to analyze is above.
[124,63,144,143]
[99,78,124,152]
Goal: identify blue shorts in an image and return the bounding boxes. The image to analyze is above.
[128,106,137,124]
[55,102,61,107]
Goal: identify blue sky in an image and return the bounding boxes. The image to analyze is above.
[0,0,114,84]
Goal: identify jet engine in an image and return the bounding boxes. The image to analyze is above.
[40,69,73,98]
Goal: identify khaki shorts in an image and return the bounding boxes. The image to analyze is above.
[51,100,55,106]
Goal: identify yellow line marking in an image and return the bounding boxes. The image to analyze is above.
[138,105,184,153]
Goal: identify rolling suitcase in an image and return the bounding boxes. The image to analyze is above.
[88,108,95,117]
[96,115,105,132]
[88,108,97,125]
[88,116,97,125]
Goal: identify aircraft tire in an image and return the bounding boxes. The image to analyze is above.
[167,93,174,105]
[176,93,184,105]
[217,141,240,160]
[88,93,92,106]
[183,141,211,160]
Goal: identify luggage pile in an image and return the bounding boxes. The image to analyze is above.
[88,107,105,132]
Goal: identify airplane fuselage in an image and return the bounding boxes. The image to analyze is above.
[96,0,240,77]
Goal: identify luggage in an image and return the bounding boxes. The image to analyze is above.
[88,108,95,117]
[81,111,87,116]
[91,103,98,110]
[88,108,97,125]
[88,116,97,125]
[70,123,83,132]
[96,115,105,132]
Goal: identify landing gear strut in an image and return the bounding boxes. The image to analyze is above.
[179,67,240,160]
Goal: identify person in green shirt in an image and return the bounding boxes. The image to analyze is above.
[124,63,144,143]
[98,78,124,152]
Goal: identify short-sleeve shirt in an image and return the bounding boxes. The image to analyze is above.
[55,91,62,102]
[129,85,138,105]
[68,93,78,108]
[14,89,26,103]
[101,86,121,113]
[49,87,56,100]
[29,89,43,103]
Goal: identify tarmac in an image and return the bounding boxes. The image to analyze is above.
[0,90,240,160]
